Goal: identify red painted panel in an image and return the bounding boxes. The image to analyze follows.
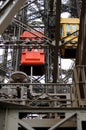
[21,49,45,66]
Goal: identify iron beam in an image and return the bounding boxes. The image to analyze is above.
[0,0,26,34]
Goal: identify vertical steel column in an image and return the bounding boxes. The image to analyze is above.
[49,0,54,12]
[77,112,86,130]
[3,46,8,70]
[75,0,82,17]
[77,112,82,130]
[47,48,50,82]
[5,109,18,130]
[81,0,86,65]
[76,0,86,65]
[45,48,49,83]
[74,0,86,107]
[0,109,6,130]
[15,10,24,71]
[53,0,61,82]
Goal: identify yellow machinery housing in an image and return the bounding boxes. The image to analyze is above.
[60,18,79,58]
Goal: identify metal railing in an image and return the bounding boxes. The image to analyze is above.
[0,83,73,107]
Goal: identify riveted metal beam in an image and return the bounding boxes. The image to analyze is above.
[0,0,26,34]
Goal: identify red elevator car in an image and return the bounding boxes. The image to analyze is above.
[20,31,45,76]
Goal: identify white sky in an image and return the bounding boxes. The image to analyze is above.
[61,0,69,4]
[61,59,74,70]
[0,1,3,6]
[61,12,71,18]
